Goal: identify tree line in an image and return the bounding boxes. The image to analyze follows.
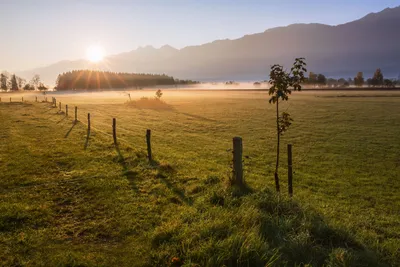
[0,72,47,92]
[1,68,398,92]
[252,68,398,88]
[304,68,397,87]
[55,70,200,91]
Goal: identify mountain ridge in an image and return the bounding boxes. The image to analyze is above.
[18,6,400,85]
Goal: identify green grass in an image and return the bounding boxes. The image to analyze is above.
[0,90,399,266]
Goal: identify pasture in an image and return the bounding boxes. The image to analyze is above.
[0,89,399,266]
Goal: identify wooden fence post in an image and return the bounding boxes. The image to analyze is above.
[66,105,68,116]
[288,144,293,197]
[35,96,37,102]
[112,118,117,146]
[87,113,91,132]
[146,129,152,162]
[74,106,78,122]
[10,97,11,103]
[22,97,23,102]
[59,102,61,111]
[232,137,243,185]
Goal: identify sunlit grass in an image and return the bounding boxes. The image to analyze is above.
[0,90,399,266]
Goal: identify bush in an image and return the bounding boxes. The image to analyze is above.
[126,97,173,110]
[155,89,163,99]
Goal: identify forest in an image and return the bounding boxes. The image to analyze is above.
[55,70,200,91]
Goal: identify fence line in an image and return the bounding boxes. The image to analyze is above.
[75,112,139,149]
[3,94,297,196]
[74,109,149,134]
[0,94,140,152]
[78,113,143,135]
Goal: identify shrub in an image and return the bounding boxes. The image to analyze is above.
[126,97,173,110]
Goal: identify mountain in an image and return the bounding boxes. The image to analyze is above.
[19,6,400,85]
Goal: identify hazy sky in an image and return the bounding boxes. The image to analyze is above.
[1,0,399,71]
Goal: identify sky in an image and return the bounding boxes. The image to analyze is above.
[1,0,400,71]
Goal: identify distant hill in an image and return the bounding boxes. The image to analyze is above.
[19,6,400,85]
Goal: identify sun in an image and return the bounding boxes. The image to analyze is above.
[86,45,105,63]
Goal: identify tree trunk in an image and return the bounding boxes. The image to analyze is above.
[275,100,280,192]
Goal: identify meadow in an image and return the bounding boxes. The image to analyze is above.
[0,89,399,266]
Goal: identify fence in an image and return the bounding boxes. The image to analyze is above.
[0,95,296,197]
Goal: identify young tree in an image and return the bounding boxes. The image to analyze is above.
[384,79,394,88]
[268,58,307,192]
[155,89,163,99]
[308,72,317,85]
[371,68,384,86]
[16,76,26,89]
[10,74,19,91]
[338,78,346,86]
[30,74,41,90]
[317,74,327,85]
[1,72,8,91]
[354,72,364,87]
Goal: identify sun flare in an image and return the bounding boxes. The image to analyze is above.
[86,45,105,63]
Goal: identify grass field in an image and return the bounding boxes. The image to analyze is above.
[0,90,399,266]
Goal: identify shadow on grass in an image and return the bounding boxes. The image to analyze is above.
[229,182,254,197]
[40,107,53,114]
[84,129,90,150]
[46,112,61,120]
[114,144,125,164]
[64,123,76,138]
[176,112,218,122]
[150,188,386,267]
[156,165,193,206]
[114,144,138,192]
[56,116,67,124]
[252,191,384,266]
[1,102,29,106]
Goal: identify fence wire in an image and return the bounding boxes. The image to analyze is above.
[2,95,349,194]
